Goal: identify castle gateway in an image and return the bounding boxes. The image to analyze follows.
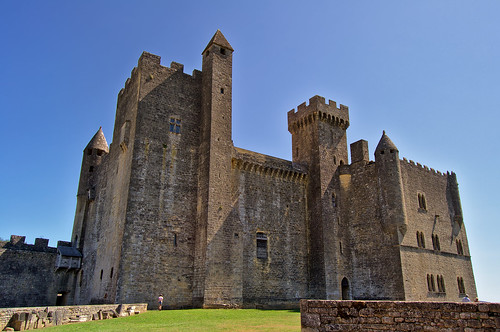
[0,31,476,309]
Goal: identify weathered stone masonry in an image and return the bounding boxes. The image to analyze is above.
[301,300,500,331]
[0,30,477,309]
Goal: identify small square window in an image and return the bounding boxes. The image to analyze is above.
[169,118,181,134]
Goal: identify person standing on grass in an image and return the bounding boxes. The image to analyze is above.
[158,294,164,310]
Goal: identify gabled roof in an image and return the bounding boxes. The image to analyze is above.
[202,30,234,54]
[85,127,109,153]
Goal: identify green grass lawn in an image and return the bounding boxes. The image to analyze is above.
[44,309,301,332]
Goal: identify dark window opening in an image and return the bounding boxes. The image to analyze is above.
[332,193,337,208]
[341,277,350,300]
[432,234,441,251]
[333,156,337,165]
[89,166,94,172]
[457,277,466,294]
[220,48,226,55]
[87,149,92,156]
[380,150,385,155]
[206,50,210,56]
[100,269,103,280]
[390,149,395,153]
[110,267,114,279]
[97,150,103,156]
[220,88,224,94]
[418,193,427,210]
[437,275,446,293]
[456,239,464,255]
[417,231,425,248]
[174,233,178,247]
[256,232,268,259]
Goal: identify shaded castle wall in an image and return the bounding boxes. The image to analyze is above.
[399,160,477,301]
[288,96,350,299]
[232,149,309,308]
[0,237,76,308]
[340,162,405,300]
[74,54,146,306]
[116,56,202,308]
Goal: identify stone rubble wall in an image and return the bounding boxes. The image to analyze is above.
[0,303,147,331]
[301,300,500,331]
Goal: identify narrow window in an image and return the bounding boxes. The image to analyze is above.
[220,48,226,55]
[417,232,425,248]
[174,233,178,247]
[456,239,464,255]
[333,156,337,165]
[100,269,103,280]
[110,267,114,279]
[418,193,427,210]
[430,274,436,292]
[339,241,343,254]
[432,234,440,251]
[87,149,92,156]
[256,232,268,259]
[220,88,224,94]
[332,193,337,208]
[457,277,466,294]
[438,275,446,293]
[427,274,432,292]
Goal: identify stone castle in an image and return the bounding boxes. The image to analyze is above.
[0,30,477,309]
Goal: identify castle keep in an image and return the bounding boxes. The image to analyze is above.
[0,30,476,309]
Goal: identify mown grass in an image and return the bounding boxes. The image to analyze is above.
[44,309,301,332]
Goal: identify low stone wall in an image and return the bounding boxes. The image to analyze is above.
[0,303,147,331]
[301,300,500,331]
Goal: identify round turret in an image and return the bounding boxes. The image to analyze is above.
[375,130,398,156]
[84,127,109,155]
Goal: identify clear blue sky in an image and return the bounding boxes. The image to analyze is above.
[1,1,498,302]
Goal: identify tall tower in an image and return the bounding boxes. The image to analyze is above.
[374,131,407,241]
[71,127,109,251]
[288,95,349,298]
[194,30,237,307]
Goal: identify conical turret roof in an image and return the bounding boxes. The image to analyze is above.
[202,30,234,54]
[85,127,109,153]
[375,130,398,153]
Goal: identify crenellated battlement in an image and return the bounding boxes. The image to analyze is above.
[401,157,448,177]
[1,235,58,253]
[118,52,202,99]
[288,95,349,133]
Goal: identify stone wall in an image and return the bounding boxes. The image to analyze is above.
[399,160,477,301]
[301,300,500,331]
[0,303,147,331]
[232,148,309,307]
[0,237,76,308]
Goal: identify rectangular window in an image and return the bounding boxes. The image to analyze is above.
[256,232,268,259]
[169,118,181,134]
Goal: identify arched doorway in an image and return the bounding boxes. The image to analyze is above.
[341,277,350,300]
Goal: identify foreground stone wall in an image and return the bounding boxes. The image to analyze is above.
[301,300,500,331]
[0,303,147,331]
